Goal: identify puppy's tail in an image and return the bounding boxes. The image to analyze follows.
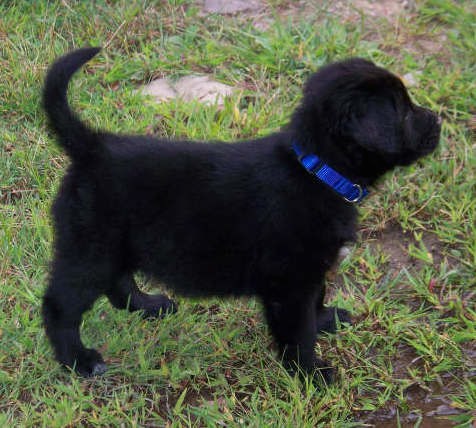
[43,47,102,161]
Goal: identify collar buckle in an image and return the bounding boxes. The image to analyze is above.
[343,184,364,203]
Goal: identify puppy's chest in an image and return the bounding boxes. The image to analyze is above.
[295,207,357,268]
[328,212,357,243]
[316,214,356,266]
[309,202,357,243]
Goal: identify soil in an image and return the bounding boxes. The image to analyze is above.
[198,0,415,31]
[356,342,467,427]
[346,222,472,427]
[363,222,446,272]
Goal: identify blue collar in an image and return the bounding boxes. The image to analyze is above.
[292,143,369,203]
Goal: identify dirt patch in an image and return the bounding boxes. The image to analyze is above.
[356,343,466,427]
[328,224,469,426]
[201,0,263,14]
[329,0,415,23]
[197,0,449,60]
[199,0,415,28]
[363,223,446,273]
[242,0,411,21]
[326,222,447,297]
[380,31,451,63]
[359,391,465,427]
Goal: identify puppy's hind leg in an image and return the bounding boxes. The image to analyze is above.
[43,258,110,377]
[314,283,351,335]
[315,306,351,335]
[106,274,177,319]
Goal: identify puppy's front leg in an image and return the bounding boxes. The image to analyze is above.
[263,293,333,385]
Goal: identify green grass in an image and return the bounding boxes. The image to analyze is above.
[1,0,475,426]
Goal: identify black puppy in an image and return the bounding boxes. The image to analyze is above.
[42,48,440,382]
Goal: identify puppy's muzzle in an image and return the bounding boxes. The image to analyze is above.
[415,106,441,154]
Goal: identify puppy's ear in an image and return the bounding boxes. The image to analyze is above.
[336,93,403,155]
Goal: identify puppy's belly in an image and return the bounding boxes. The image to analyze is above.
[135,247,255,297]
[144,264,253,298]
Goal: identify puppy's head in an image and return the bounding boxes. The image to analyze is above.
[291,59,441,183]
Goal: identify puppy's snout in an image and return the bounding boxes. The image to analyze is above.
[433,113,442,132]
[428,109,441,126]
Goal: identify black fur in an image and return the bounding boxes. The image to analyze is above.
[42,48,440,382]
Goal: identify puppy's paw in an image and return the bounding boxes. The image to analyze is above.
[311,358,335,387]
[285,357,335,387]
[316,306,351,335]
[141,295,177,319]
[64,348,107,377]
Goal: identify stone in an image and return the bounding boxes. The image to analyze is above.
[141,75,234,106]
[141,78,176,102]
[175,75,234,106]
[402,71,422,88]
